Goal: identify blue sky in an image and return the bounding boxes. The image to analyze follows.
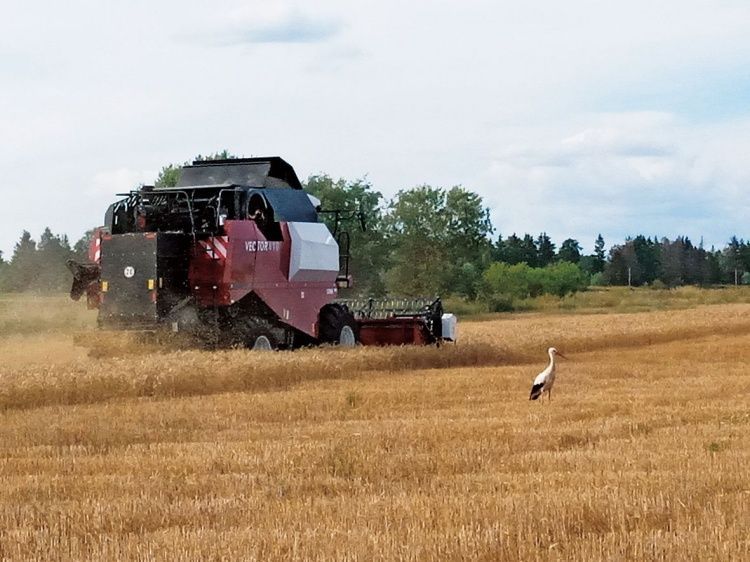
[1,0,749,256]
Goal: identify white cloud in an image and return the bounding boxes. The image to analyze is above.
[2,0,750,257]
[479,112,750,250]
[181,5,342,46]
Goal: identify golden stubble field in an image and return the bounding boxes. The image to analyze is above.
[1,294,750,561]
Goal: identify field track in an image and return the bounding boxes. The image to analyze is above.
[2,302,750,560]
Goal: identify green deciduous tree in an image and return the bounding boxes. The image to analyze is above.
[481,261,587,304]
[536,261,589,297]
[384,186,447,296]
[154,164,182,188]
[385,185,492,297]
[155,150,238,188]
[482,262,532,300]
[305,174,388,296]
[444,187,494,261]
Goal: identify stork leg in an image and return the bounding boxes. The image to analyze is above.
[548,388,552,402]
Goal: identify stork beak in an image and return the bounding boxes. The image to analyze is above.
[557,352,567,359]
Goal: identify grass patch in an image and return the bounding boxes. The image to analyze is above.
[447,286,750,318]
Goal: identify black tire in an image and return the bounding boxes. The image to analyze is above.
[318,304,358,346]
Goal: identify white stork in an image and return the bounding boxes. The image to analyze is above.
[529,347,567,401]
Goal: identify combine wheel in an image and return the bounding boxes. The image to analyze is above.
[251,335,273,351]
[319,304,358,346]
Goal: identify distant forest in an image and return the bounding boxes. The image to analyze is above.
[1,160,749,308]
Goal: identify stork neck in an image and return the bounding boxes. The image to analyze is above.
[548,352,556,369]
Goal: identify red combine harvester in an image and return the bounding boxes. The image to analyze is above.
[68,157,457,349]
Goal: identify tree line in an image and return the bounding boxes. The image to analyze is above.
[1,162,749,301]
[305,176,750,304]
[0,229,89,293]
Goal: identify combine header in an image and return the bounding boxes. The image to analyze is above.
[68,157,457,349]
[340,297,451,346]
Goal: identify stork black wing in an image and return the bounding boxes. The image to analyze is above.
[529,383,544,400]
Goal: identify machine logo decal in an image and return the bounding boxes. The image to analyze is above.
[123,266,135,278]
[244,240,282,252]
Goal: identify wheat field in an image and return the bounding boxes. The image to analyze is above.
[2,293,750,560]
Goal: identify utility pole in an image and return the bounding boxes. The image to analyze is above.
[628,266,632,288]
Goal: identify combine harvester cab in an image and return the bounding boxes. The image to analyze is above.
[68,157,457,349]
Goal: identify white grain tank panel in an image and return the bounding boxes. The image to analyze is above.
[441,313,458,341]
[288,222,340,282]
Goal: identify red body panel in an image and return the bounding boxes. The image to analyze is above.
[357,318,432,346]
[189,220,338,337]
